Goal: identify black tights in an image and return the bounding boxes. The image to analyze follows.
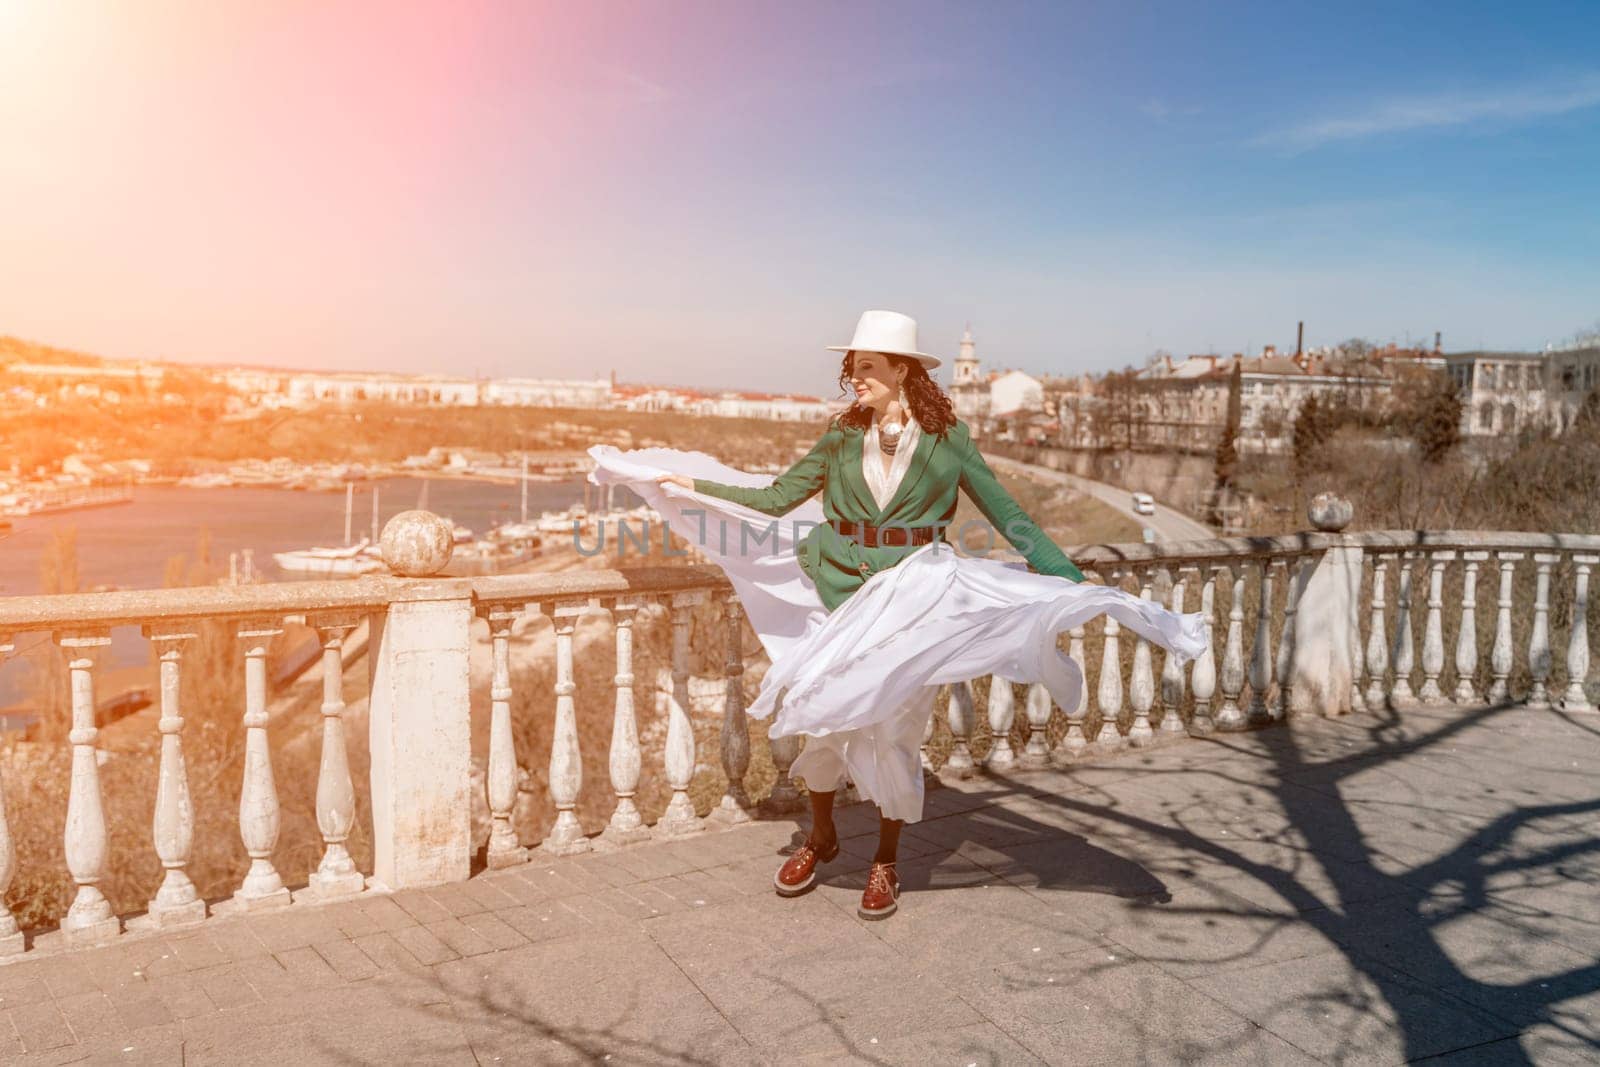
[807,789,902,864]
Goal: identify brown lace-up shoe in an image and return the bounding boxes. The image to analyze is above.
[858,861,899,920]
[774,836,840,897]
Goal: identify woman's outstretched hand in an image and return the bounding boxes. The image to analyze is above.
[654,473,695,490]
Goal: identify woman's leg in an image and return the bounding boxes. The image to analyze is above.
[809,788,838,849]
[873,813,902,863]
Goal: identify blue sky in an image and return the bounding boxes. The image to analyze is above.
[2,0,1596,393]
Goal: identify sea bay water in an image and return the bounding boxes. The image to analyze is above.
[0,476,629,705]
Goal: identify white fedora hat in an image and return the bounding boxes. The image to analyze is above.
[826,309,942,370]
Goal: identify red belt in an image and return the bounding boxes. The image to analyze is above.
[831,519,940,548]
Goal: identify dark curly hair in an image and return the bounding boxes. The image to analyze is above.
[832,352,958,437]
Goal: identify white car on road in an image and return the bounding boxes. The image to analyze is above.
[1131,492,1156,516]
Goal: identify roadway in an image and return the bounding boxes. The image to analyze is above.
[987,454,1216,543]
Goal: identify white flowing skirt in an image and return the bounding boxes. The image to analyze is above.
[586,444,1208,822]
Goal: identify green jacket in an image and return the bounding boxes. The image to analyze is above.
[692,417,1086,612]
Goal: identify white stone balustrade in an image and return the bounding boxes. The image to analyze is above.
[1,512,1597,963]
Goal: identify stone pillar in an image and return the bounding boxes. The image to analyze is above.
[369,511,474,890]
[1288,495,1361,717]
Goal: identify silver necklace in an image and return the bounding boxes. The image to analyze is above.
[877,416,904,456]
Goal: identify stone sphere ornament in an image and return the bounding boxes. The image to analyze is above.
[380,510,455,576]
[1307,493,1354,533]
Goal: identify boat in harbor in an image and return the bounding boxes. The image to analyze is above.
[177,473,234,489]
[271,483,385,576]
[272,537,385,577]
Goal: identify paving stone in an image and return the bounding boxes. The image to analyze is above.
[862,876,1106,974]
[55,989,123,1044]
[232,956,300,1001]
[8,1001,75,1052]
[184,964,260,1011]
[147,973,218,1020]
[424,918,497,958]
[310,938,381,983]
[28,956,99,1000]
[203,922,273,963]
[597,881,685,920]
[692,937,987,1055]
[0,971,53,1010]
[274,945,342,989]
[109,981,174,1033]
[422,883,490,918]
[495,904,588,944]
[322,898,385,938]
[389,887,455,924]
[457,911,530,952]
[163,931,230,972]
[436,931,748,1065]
[392,924,462,966]
[788,1021,1047,1066]
[476,868,558,908]
[553,891,628,927]
[349,932,446,992]
[457,876,522,912]
[1187,948,1516,1065]
[245,907,344,953]
[568,852,646,887]
[356,893,419,933]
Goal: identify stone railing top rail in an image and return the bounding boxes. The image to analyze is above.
[5,529,1599,633]
[1350,530,1600,555]
[0,565,734,633]
[1062,532,1339,569]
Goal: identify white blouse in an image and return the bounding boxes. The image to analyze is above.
[861,415,922,512]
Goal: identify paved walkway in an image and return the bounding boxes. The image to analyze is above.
[988,454,1216,542]
[3,703,1599,1065]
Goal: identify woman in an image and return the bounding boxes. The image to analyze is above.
[589,309,1206,920]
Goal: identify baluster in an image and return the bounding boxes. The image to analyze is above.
[1021,682,1053,767]
[1189,568,1217,735]
[1365,555,1391,707]
[760,722,805,815]
[1453,553,1485,705]
[135,628,206,927]
[1247,560,1275,725]
[0,637,21,957]
[475,603,530,865]
[1275,556,1304,717]
[656,592,705,837]
[599,598,651,845]
[1564,555,1596,712]
[710,591,753,824]
[1391,553,1418,703]
[945,680,977,776]
[1094,569,1126,750]
[541,602,591,853]
[1216,566,1247,730]
[921,700,937,774]
[306,615,368,894]
[224,621,290,912]
[1127,568,1156,746]
[1419,551,1454,703]
[1489,553,1521,703]
[1526,553,1558,708]
[985,676,1017,769]
[1053,624,1090,759]
[56,631,120,942]
[1349,554,1367,714]
[1159,568,1188,737]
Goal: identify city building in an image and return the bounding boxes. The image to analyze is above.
[1445,351,1550,437]
[1546,345,1600,432]
[948,327,990,428]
